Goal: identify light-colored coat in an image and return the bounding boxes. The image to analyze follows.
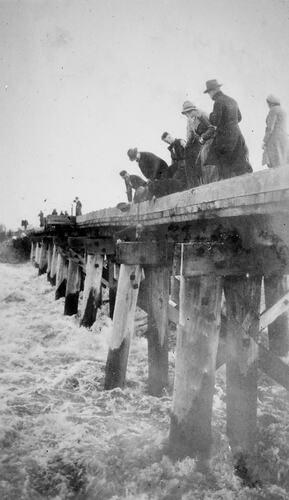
[263,105,289,168]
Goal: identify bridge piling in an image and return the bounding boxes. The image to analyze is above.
[145,266,170,396]
[64,258,81,315]
[80,252,103,327]
[55,252,68,300]
[224,275,261,460]
[38,241,48,275]
[50,244,58,286]
[104,263,142,390]
[169,260,222,460]
[46,242,53,283]
[30,241,36,265]
[34,242,40,268]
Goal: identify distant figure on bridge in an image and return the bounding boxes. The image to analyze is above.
[262,95,289,169]
[119,170,147,202]
[204,79,252,179]
[181,101,215,186]
[74,197,82,216]
[51,209,58,215]
[38,210,44,227]
[127,148,170,182]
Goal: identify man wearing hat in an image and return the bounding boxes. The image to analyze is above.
[204,79,252,179]
[119,170,147,202]
[181,101,214,186]
[127,147,170,182]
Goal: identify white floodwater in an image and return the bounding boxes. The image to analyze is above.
[1,263,289,500]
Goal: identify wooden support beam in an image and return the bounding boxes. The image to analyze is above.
[104,264,142,390]
[169,273,222,459]
[34,242,40,268]
[46,243,53,282]
[264,274,289,356]
[38,242,48,275]
[116,241,174,266]
[30,241,36,264]
[67,237,115,256]
[55,253,68,300]
[80,253,103,327]
[108,260,117,319]
[181,243,289,277]
[64,259,81,315]
[223,275,261,456]
[140,266,170,396]
[50,244,58,286]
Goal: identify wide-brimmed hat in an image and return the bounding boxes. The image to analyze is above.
[127,148,138,160]
[204,79,222,93]
[266,94,280,105]
[181,100,197,114]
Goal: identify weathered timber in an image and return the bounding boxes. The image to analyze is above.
[46,243,53,282]
[38,242,48,275]
[34,242,40,268]
[260,289,289,331]
[141,266,170,396]
[264,274,289,356]
[169,274,222,459]
[55,253,68,300]
[116,241,174,266]
[181,243,289,277]
[77,167,289,228]
[30,241,36,264]
[50,244,58,286]
[80,253,104,327]
[108,260,117,319]
[104,264,142,390]
[64,259,81,315]
[223,275,261,455]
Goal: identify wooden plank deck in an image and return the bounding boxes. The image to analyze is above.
[77,167,289,228]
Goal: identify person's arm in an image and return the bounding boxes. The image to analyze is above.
[209,99,223,127]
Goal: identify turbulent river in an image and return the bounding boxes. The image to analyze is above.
[1,263,289,500]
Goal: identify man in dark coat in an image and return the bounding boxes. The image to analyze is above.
[204,79,252,179]
[119,170,147,202]
[127,147,170,181]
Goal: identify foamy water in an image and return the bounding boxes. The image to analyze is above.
[1,263,289,499]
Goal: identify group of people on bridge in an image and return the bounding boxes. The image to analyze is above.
[120,79,289,204]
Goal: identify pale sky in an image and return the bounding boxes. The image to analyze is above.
[1,0,289,229]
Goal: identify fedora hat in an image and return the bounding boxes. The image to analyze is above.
[204,79,222,93]
[127,147,138,160]
[181,100,197,114]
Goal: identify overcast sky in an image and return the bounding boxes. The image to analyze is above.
[1,0,289,229]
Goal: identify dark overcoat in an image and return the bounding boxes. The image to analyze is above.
[138,152,169,181]
[207,91,252,177]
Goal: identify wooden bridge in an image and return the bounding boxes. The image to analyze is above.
[28,166,289,464]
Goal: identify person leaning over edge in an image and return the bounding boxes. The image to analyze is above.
[127,147,170,182]
[119,170,147,202]
[204,79,252,179]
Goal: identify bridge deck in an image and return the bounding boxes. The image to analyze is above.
[77,167,289,228]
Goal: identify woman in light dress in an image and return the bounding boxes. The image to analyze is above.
[262,94,289,168]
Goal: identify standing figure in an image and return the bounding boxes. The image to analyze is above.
[119,170,147,202]
[181,101,214,186]
[74,197,82,216]
[262,94,289,169]
[38,210,44,227]
[160,131,188,192]
[204,79,252,179]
